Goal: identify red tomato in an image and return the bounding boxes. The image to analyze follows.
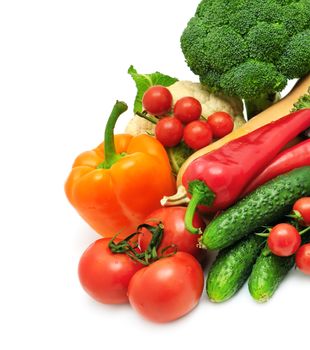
[139,206,207,264]
[296,243,310,275]
[174,97,202,124]
[267,223,301,257]
[142,86,173,116]
[155,116,184,147]
[293,197,310,226]
[183,120,213,150]
[128,252,204,323]
[207,112,234,138]
[78,238,143,304]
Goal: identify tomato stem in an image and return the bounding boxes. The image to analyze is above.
[136,111,158,124]
[137,223,164,264]
[108,223,176,265]
[299,226,310,236]
[97,101,128,169]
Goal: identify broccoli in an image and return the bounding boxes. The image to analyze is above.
[181,0,310,118]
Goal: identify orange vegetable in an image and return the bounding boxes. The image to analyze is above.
[65,101,176,237]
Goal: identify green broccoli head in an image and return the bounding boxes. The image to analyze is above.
[181,0,310,114]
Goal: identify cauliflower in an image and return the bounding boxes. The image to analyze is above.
[125,80,245,136]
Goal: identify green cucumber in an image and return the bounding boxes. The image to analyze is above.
[207,235,265,303]
[248,246,294,302]
[248,232,310,302]
[202,167,310,250]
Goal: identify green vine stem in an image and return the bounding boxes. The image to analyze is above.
[135,111,158,124]
[108,223,177,265]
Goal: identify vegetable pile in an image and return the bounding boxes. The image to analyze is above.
[65,0,310,324]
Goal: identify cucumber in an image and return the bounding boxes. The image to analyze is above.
[207,235,265,303]
[202,166,310,250]
[248,232,310,302]
[248,246,294,302]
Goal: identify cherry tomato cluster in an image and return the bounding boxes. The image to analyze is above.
[266,197,310,275]
[78,207,206,323]
[142,86,234,150]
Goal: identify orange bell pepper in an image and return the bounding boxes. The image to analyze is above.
[65,101,176,237]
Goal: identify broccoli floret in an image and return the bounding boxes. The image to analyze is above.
[196,0,240,30]
[245,0,282,23]
[279,30,310,78]
[200,70,222,91]
[180,18,209,76]
[181,0,310,118]
[203,26,248,72]
[281,2,310,35]
[246,23,288,63]
[221,60,287,99]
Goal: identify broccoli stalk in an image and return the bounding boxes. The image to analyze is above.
[245,92,281,119]
[181,0,310,119]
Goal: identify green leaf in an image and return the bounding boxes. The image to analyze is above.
[128,65,178,113]
[291,87,310,112]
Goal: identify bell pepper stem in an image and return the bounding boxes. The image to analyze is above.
[185,180,216,234]
[98,101,128,169]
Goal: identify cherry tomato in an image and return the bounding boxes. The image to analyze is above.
[78,238,143,304]
[142,86,173,116]
[174,97,202,124]
[155,116,184,147]
[183,120,213,150]
[207,112,234,139]
[128,252,204,323]
[293,197,310,226]
[296,243,310,275]
[138,207,207,265]
[267,223,301,257]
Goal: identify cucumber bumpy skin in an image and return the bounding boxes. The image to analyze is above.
[249,232,310,303]
[207,235,265,303]
[202,167,310,250]
[248,246,295,303]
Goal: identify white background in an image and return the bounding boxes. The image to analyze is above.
[0,1,308,349]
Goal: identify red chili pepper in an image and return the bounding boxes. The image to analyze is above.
[241,138,310,197]
[183,109,310,233]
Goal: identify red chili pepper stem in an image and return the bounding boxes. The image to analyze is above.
[185,180,216,234]
[97,101,128,170]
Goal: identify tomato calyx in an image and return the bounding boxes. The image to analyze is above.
[108,223,177,265]
[287,210,304,222]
